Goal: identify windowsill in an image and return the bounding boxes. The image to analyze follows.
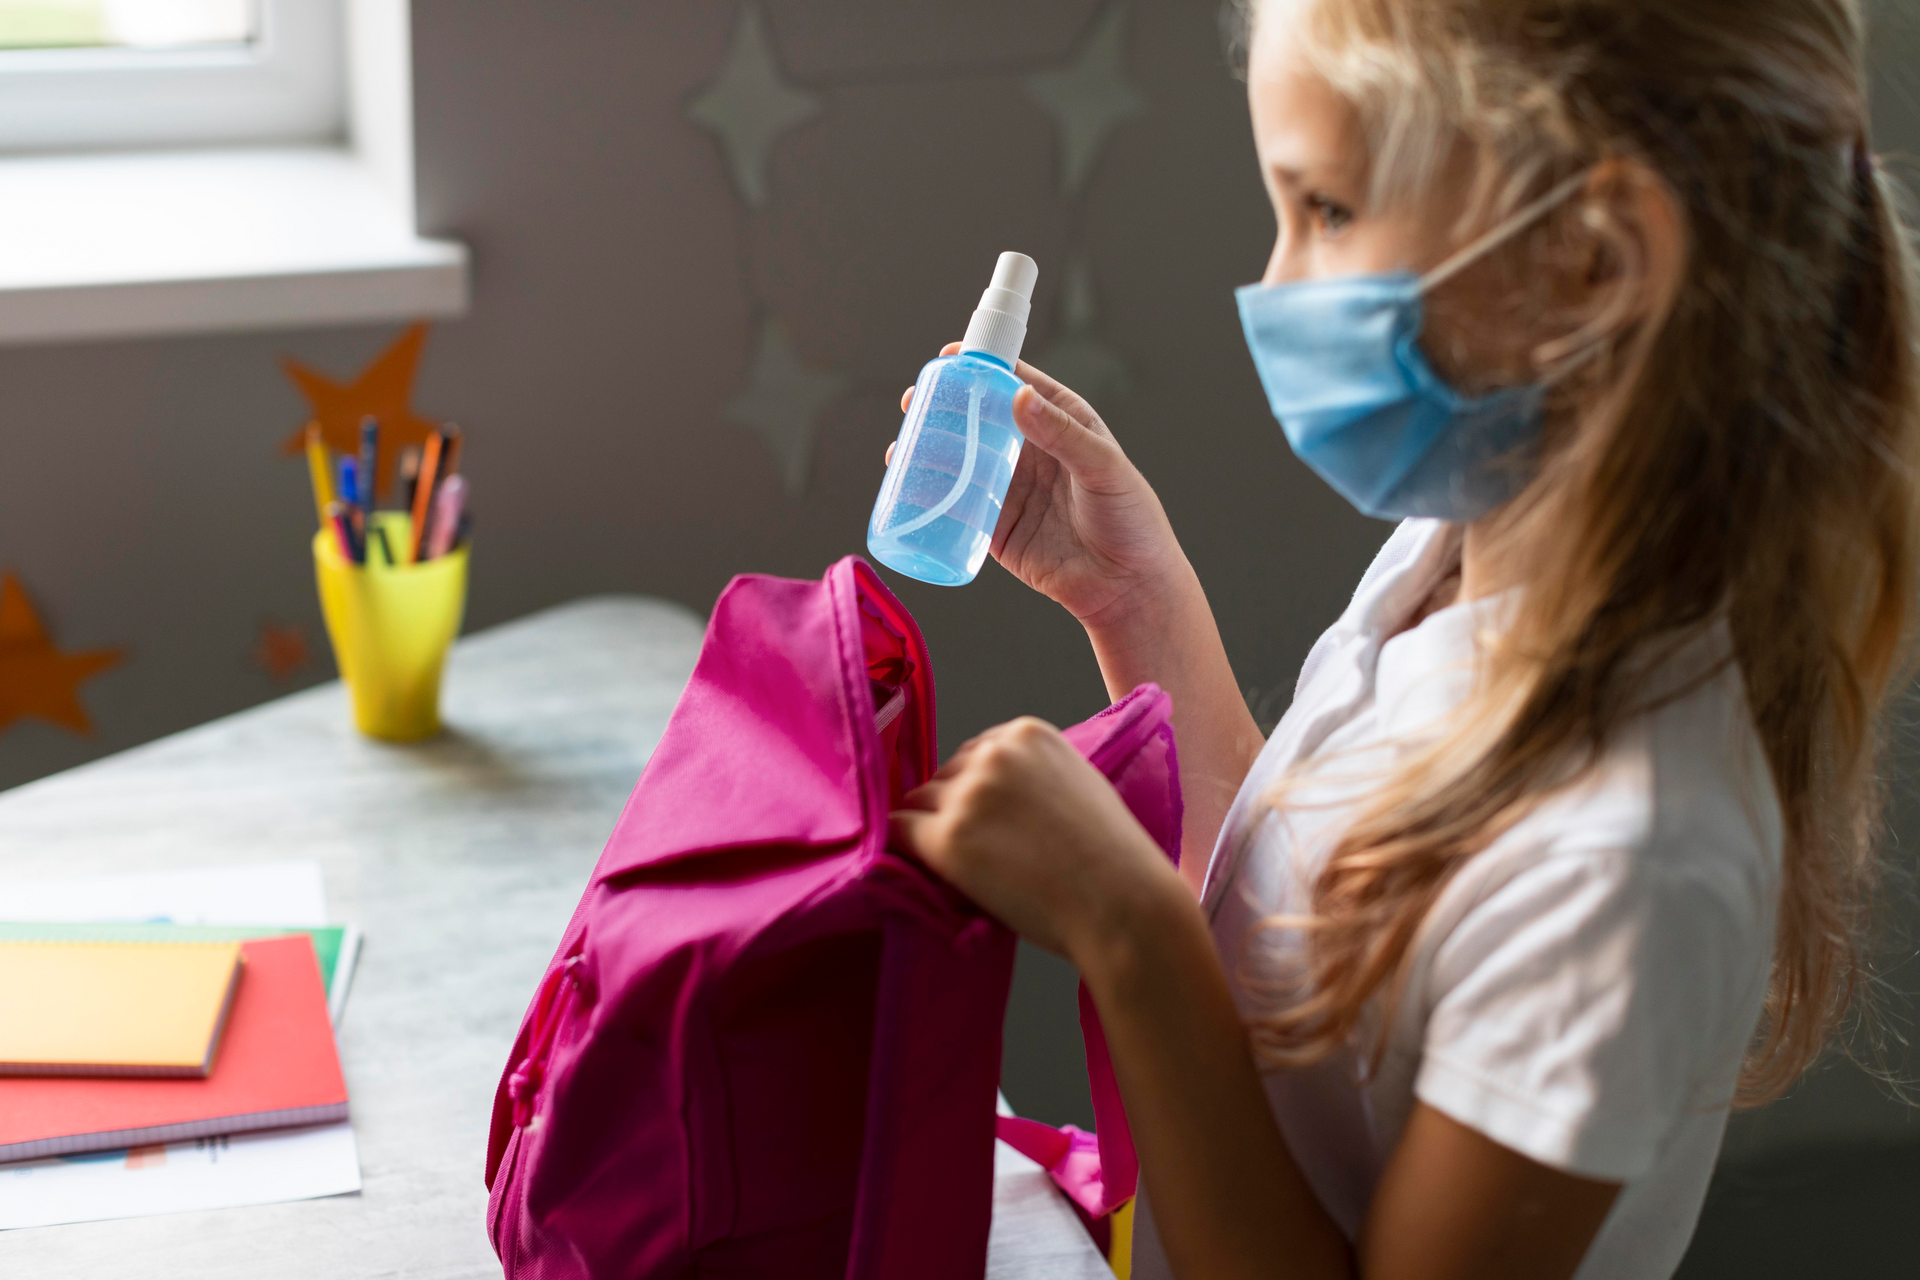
[0,144,468,347]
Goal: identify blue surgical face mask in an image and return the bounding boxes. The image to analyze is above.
[1236,172,1590,521]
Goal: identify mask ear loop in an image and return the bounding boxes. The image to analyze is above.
[1417,169,1596,294]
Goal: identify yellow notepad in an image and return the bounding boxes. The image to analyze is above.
[0,941,245,1078]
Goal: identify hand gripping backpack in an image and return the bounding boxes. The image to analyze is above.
[486,556,1181,1279]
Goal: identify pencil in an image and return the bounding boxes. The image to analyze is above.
[304,423,334,526]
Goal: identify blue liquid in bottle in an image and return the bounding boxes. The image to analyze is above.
[867,351,1026,586]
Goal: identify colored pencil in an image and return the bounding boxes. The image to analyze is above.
[324,502,359,563]
[409,431,445,563]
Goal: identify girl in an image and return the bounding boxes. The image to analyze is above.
[889,0,1920,1277]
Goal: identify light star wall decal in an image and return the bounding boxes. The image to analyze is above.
[723,317,849,497]
[280,323,441,503]
[1034,254,1133,403]
[0,572,124,737]
[1024,0,1147,196]
[688,4,823,208]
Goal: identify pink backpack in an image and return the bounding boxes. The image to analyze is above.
[485,556,1180,1279]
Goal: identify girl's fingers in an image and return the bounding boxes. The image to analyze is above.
[885,441,895,467]
[1013,359,1105,430]
[897,775,953,812]
[900,387,914,412]
[1012,384,1119,479]
[888,807,936,853]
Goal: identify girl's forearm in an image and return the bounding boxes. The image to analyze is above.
[1075,874,1354,1280]
[1083,561,1267,889]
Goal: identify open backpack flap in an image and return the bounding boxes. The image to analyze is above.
[484,556,1181,1280]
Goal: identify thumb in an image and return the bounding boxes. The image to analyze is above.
[1013,384,1122,480]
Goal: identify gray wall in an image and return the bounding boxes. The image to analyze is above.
[3,0,1920,1181]
[0,0,1385,1126]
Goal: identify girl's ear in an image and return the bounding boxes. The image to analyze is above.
[1535,158,1687,370]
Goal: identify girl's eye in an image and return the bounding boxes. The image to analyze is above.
[1307,193,1355,235]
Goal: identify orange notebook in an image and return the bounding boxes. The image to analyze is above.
[0,935,349,1163]
[0,940,244,1077]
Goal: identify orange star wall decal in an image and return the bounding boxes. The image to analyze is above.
[253,619,312,682]
[280,322,441,503]
[0,572,124,737]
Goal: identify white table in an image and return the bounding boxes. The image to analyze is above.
[0,596,1107,1279]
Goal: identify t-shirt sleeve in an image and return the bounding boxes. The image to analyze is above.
[1412,846,1763,1182]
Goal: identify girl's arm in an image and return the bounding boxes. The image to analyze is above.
[1089,878,1621,1280]
[1076,557,1269,895]
[956,349,1268,880]
[892,718,1621,1280]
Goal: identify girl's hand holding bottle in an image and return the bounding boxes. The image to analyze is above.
[895,344,1188,632]
[890,350,1268,872]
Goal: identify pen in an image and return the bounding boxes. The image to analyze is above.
[304,423,334,526]
[437,425,464,482]
[358,416,381,510]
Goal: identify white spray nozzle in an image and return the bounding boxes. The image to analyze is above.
[989,251,1038,297]
[961,251,1038,367]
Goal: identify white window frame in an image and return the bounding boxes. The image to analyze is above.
[0,0,344,153]
[0,0,467,347]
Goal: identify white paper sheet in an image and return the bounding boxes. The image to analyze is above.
[0,1123,360,1230]
[0,861,359,1230]
[1,861,327,927]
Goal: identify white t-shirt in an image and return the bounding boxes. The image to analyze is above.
[1132,519,1782,1280]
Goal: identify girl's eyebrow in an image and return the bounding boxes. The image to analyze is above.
[1265,159,1359,193]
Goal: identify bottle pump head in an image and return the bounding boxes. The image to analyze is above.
[960,252,1039,367]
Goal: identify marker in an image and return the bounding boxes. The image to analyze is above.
[358,416,380,510]
[337,456,359,509]
[303,423,334,525]
[425,474,468,560]
[409,430,445,562]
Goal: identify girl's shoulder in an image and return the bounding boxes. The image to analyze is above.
[1418,623,1782,1006]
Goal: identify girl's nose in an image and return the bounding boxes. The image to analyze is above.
[1262,239,1308,286]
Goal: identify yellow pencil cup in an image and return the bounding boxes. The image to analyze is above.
[313,512,469,742]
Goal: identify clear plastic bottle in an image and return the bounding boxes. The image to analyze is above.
[868,252,1038,586]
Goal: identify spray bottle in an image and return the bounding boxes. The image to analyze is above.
[867,252,1038,586]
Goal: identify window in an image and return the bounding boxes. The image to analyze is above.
[0,0,342,152]
[0,0,466,346]
[1,1,254,50]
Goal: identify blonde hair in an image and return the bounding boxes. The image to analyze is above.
[1238,0,1920,1105]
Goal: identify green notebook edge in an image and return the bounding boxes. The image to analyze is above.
[0,923,361,1026]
